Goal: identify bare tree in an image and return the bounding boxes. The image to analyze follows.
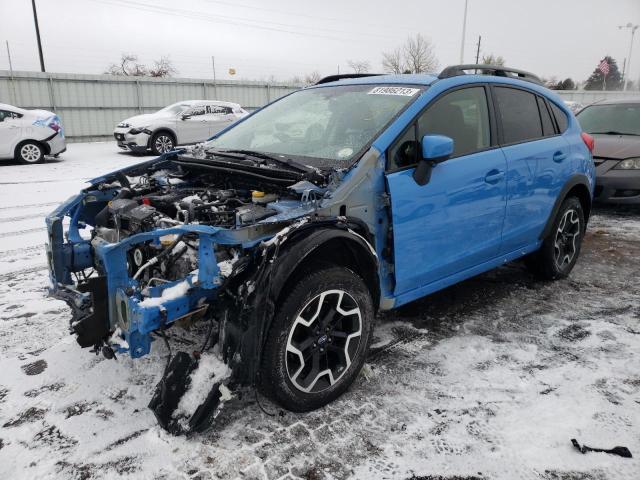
[381,34,438,74]
[303,71,322,85]
[481,54,506,66]
[105,53,177,77]
[148,56,177,78]
[347,59,371,74]
[382,48,404,74]
[403,34,438,73]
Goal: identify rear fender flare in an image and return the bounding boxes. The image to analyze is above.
[540,174,592,240]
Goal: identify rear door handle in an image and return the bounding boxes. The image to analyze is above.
[553,151,567,162]
[484,169,505,184]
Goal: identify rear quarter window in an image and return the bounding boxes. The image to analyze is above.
[549,102,569,133]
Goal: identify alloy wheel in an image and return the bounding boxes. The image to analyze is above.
[554,208,581,269]
[20,144,42,163]
[154,135,174,153]
[285,290,362,393]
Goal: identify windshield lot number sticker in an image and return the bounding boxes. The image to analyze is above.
[368,86,420,96]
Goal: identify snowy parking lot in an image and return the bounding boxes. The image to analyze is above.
[0,142,639,480]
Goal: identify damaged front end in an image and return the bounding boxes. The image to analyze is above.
[45,148,381,434]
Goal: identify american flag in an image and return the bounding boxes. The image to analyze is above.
[598,59,610,75]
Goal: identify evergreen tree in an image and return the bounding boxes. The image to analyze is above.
[584,56,623,90]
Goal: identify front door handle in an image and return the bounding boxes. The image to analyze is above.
[553,151,567,162]
[484,169,505,184]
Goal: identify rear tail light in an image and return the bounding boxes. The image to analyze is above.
[47,115,63,134]
[581,132,594,153]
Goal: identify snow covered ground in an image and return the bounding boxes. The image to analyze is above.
[0,143,639,480]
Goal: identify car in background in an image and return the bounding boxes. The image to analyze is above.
[576,99,640,204]
[0,103,66,164]
[563,100,584,114]
[113,100,248,155]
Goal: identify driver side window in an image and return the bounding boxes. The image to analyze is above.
[387,87,491,170]
[187,105,206,116]
[418,87,490,158]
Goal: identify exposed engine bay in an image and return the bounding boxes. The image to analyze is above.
[88,153,328,289]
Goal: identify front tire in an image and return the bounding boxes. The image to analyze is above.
[16,141,44,164]
[150,131,175,155]
[526,196,585,280]
[260,266,374,412]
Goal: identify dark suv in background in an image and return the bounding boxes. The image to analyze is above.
[577,99,640,204]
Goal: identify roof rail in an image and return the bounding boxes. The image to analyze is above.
[315,73,384,85]
[438,64,543,85]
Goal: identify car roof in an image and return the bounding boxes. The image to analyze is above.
[0,103,27,113]
[590,98,640,106]
[310,73,439,88]
[171,100,241,107]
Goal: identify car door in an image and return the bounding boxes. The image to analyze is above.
[206,104,235,137]
[385,86,508,295]
[492,86,572,254]
[0,110,24,158]
[177,104,210,144]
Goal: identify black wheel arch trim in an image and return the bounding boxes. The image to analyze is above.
[15,139,49,156]
[221,217,380,388]
[539,174,592,240]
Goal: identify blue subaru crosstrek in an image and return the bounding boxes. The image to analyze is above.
[46,65,595,433]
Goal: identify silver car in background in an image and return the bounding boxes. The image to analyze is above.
[113,100,248,155]
[0,103,66,164]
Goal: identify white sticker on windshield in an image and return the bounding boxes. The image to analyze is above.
[368,86,420,96]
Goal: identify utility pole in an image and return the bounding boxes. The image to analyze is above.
[475,35,482,64]
[6,41,14,74]
[31,0,46,72]
[618,23,638,91]
[211,56,218,98]
[459,0,469,63]
[6,41,17,104]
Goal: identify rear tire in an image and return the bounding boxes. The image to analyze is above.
[150,131,176,155]
[16,141,44,164]
[526,196,585,280]
[260,266,374,412]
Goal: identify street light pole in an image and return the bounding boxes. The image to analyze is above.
[619,23,638,91]
[31,0,46,72]
[460,0,469,63]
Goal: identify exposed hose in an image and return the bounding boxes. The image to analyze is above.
[133,234,183,280]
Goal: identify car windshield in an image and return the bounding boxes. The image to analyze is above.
[159,103,192,115]
[207,84,424,167]
[577,103,640,136]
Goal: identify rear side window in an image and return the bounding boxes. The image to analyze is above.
[549,102,569,133]
[495,87,542,144]
[537,97,556,136]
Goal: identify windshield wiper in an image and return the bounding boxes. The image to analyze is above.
[590,131,640,137]
[219,149,315,174]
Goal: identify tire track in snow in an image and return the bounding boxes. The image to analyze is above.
[0,202,59,211]
[0,227,46,239]
[0,213,48,224]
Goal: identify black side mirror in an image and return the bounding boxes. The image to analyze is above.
[181,114,191,120]
[413,134,454,186]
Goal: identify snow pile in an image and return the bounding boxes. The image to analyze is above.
[139,279,190,307]
[174,353,231,419]
[217,251,239,277]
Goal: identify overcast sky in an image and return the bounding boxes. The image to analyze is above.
[1,0,638,84]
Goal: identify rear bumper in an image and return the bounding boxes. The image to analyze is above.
[45,132,66,156]
[594,160,640,204]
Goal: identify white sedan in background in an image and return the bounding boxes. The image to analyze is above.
[0,103,66,164]
[114,100,248,155]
